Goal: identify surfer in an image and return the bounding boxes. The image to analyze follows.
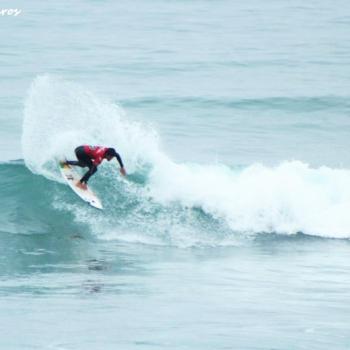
[62,145,126,190]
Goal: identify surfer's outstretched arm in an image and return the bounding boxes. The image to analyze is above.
[115,152,124,168]
[115,152,126,176]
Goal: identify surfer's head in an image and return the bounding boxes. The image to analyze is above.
[105,148,117,161]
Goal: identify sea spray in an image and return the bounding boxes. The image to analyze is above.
[22,75,160,181]
[21,75,350,241]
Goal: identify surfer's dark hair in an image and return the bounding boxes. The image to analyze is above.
[105,147,124,168]
[105,148,117,157]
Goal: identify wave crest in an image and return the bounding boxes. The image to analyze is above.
[21,76,350,241]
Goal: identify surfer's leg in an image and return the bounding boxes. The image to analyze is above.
[66,160,85,167]
[80,164,97,184]
[67,146,97,184]
[66,147,89,167]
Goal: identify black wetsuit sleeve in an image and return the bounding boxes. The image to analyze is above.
[115,152,124,168]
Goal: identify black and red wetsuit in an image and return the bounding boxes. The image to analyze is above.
[66,145,124,184]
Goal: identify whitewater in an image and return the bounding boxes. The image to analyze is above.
[21,75,350,241]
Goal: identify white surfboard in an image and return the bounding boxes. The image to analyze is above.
[59,162,103,210]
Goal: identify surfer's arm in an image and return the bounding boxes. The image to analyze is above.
[115,152,124,167]
[115,152,126,176]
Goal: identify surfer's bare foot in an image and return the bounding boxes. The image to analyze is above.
[60,160,69,168]
[76,181,87,190]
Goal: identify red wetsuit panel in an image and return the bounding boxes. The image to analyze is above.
[83,145,108,166]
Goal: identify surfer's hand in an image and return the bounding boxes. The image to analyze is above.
[120,167,127,176]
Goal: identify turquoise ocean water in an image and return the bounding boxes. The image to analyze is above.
[1,1,350,349]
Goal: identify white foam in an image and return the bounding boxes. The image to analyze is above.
[148,160,350,238]
[22,75,350,240]
[22,74,160,181]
